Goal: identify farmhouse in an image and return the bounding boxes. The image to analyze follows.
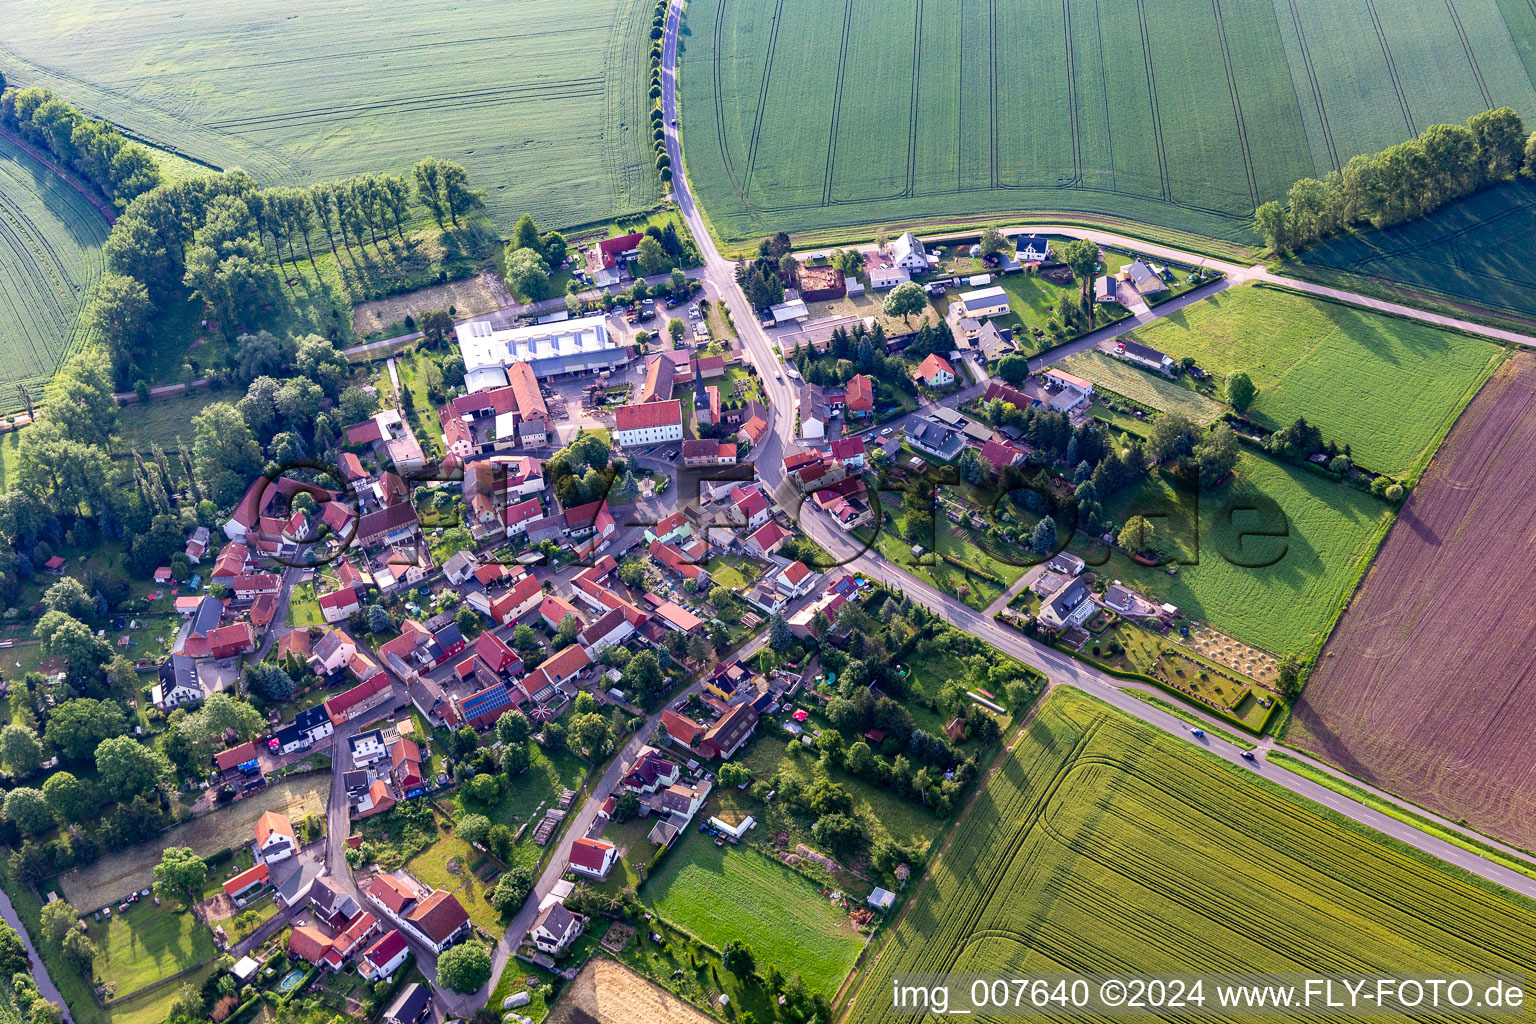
[455,314,631,389]
[586,232,644,287]
[955,286,1010,319]
[866,250,908,290]
[255,811,296,864]
[529,901,583,954]
[614,400,684,447]
[890,232,929,271]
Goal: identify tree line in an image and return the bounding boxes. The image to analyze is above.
[1254,107,1532,253]
[0,86,161,209]
[91,155,481,387]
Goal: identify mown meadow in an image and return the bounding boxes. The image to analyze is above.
[1118,286,1503,478]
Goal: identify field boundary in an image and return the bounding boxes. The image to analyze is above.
[1268,752,1536,881]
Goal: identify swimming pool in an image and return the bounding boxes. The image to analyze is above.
[278,968,305,993]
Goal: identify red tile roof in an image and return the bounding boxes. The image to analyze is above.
[568,837,615,874]
[916,353,954,380]
[405,889,470,944]
[845,373,875,411]
[615,400,682,431]
[222,862,270,896]
[597,232,645,269]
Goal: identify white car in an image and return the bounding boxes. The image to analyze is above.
[880,427,893,436]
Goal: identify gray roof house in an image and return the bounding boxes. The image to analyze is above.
[904,416,966,461]
[1125,258,1168,294]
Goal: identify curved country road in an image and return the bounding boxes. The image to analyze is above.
[656,0,1536,902]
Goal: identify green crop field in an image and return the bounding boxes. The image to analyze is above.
[0,0,661,232]
[842,688,1536,1024]
[678,0,1536,246]
[645,832,865,997]
[1069,451,1393,658]
[0,133,108,411]
[1299,178,1536,323]
[1118,286,1503,478]
[1062,350,1227,424]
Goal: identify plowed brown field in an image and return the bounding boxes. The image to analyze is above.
[1289,354,1536,848]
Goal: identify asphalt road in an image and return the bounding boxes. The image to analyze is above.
[659,0,1536,904]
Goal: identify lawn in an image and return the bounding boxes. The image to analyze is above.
[0,0,661,232]
[644,830,865,998]
[285,581,326,628]
[1070,451,1394,660]
[1061,350,1227,425]
[394,350,448,460]
[841,688,1536,1024]
[405,835,501,933]
[855,489,1028,611]
[113,390,227,453]
[87,902,217,1000]
[56,777,329,910]
[0,131,108,413]
[459,743,588,873]
[1119,286,1503,478]
[678,0,1536,247]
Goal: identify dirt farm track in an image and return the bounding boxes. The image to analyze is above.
[1289,354,1536,848]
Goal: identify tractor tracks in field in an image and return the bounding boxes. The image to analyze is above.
[1133,0,1172,204]
[1285,0,1341,173]
[1443,0,1495,110]
[1362,0,1416,136]
[820,0,854,207]
[710,0,746,205]
[1061,0,1084,189]
[740,0,785,202]
[1209,0,1260,210]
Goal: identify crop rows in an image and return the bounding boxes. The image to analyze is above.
[0,133,107,411]
[843,690,1536,1024]
[1291,355,1536,850]
[679,0,1536,244]
[0,0,663,232]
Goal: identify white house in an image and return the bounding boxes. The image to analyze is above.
[309,630,357,676]
[614,400,684,448]
[255,811,296,864]
[866,251,909,290]
[890,232,928,272]
[955,285,1009,319]
[913,353,955,388]
[775,560,819,597]
[1016,234,1052,264]
[529,902,582,954]
[349,729,389,768]
[441,550,479,586]
[567,838,617,880]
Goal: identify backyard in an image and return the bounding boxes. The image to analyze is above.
[643,829,866,998]
[457,743,589,873]
[1067,451,1394,660]
[1061,350,1227,424]
[86,901,217,1001]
